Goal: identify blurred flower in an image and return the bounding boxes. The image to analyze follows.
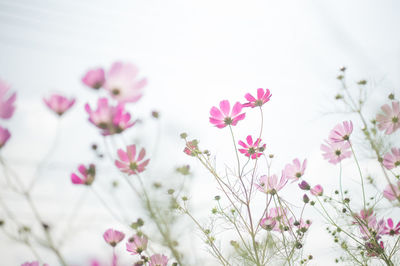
[0,126,10,149]
[209,100,245,128]
[328,121,353,142]
[149,254,168,266]
[85,98,136,136]
[298,180,310,190]
[283,158,307,182]
[184,139,199,156]
[238,135,265,159]
[242,88,272,108]
[0,79,16,119]
[296,219,312,233]
[365,240,384,257]
[43,94,75,116]
[103,228,125,247]
[126,235,148,255]
[383,181,400,201]
[269,207,294,232]
[383,147,400,170]
[82,68,105,89]
[321,140,352,165]
[383,218,400,236]
[376,101,400,135]
[255,174,288,195]
[104,62,147,103]
[359,217,386,240]
[260,216,276,231]
[115,144,150,175]
[71,164,96,185]
[310,185,323,196]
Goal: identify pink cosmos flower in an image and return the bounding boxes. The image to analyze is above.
[243,88,272,108]
[0,79,16,119]
[85,98,136,136]
[255,174,288,195]
[82,68,106,89]
[383,148,400,170]
[71,164,96,185]
[0,126,11,149]
[283,158,307,182]
[115,145,150,175]
[383,181,400,201]
[126,235,148,255]
[352,209,374,225]
[321,139,352,165]
[310,184,323,196]
[376,101,400,135]
[104,62,147,103]
[296,219,312,233]
[103,228,125,247]
[149,254,169,266]
[359,217,386,240]
[209,100,245,128]
[183,140,199,156]
[383,218,400,236]
[269,207,294,232]
[238,135,266,159]
[43,94,75,116]
[260,216,277,231]
[329,121,353,142]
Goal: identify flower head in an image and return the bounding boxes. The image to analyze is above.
[283,158,307,182]
[104,62,147,103]
[0,79,16,119]
[328,121,353,142]
[126,235,148,255]
[115,145,150,175]
[298,180,310,190]
[255,174,288,195]
[103,228,125,247]
[82,68,105,89]
[238,135,265,159]
[43,94,75,116]
[149,254,169,266]
[243,88,272,108]
[0,126,11,149]
[71,164,96,185]
[184,139,199,156]
[209,100,245,128]
[296,219,312,233]
[321,140,352,165]
[383,181,400,201]
[260,216,277,231]
[383,218,400,236]
[383,148,400,170]
[310,184,323,196]
[376,101,400,135]
[85,98,136,136]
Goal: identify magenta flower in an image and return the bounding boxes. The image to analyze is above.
[298,180,310,190]
[183,140,199,156]
[126,235,148,255]
[104,62,147,103]
[115,145,150,175]
[269,207,294,232]
[103,228,125,247]
[82,68,105,89]
[149,254,169,266]
[359,217,386,240]
[0,79,16,119]
[260,216,277,231]
[209,100,245,128]
[321,140,352,165]
[0,126,10,149]
[329,121,353,142]
[85,98,136,136]
[238,135,266,159]
[71,164,96,185]
[283,158,307,182]
[376,101,400,135]
[383,147,400,170]
[43,94,75,116]
[383,181,400,201]
[243,88,272,108]
[383,218,400,236]
[310,184,323,196]
[255,174,288,195]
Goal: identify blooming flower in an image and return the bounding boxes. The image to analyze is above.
[260,216,277,231]
[103,228,125,247]
[82,68,105,89]
[376,101,400,135]
[209,100,245,128]
[383,147,400,170]
[238,135,265,159]
[115,145,150,175]
[383,218,400,236]
[43,94,75,116]
[149,254,168,266]
[0,79,16,119]
[126,235,148,255]
[255,174,288,195]
[283,158,307,182]
[383,181,400,201]
[268,207,294,232]
[310,184,323,196]
[321,139,352,165]
[0,126,10,149]
[243,88,272,108]
[104,62,147,103]
[85,98,136,136]
[328,121,353,142]
[71,164,96,185]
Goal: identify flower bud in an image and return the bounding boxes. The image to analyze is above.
[298,181,310,190]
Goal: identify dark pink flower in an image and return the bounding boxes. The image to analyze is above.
[183,140,199,156]
[126,235,148,255]
[383,147,400,170]
[115,145,150,175]
[238,135,265,159]
[103,228,125,247]
[82,68,105,89]
[329,121,353,142]
[321,139,352,165]
[383,181,400,201]
[43,94,75,116]
[243,88,272,108]
[104,62,147,103]
[71,164,96,185]
[209,100,245,128]
[283,158,307,182]
[310,184,323,196]
[383,218,400,236]
[376,101,400,135]
[0,126,11,149]
[0,79,16,119]
[255,174,288,195]
[298,180,310,190]
[85,98,136,136]
[149,254,168,266]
